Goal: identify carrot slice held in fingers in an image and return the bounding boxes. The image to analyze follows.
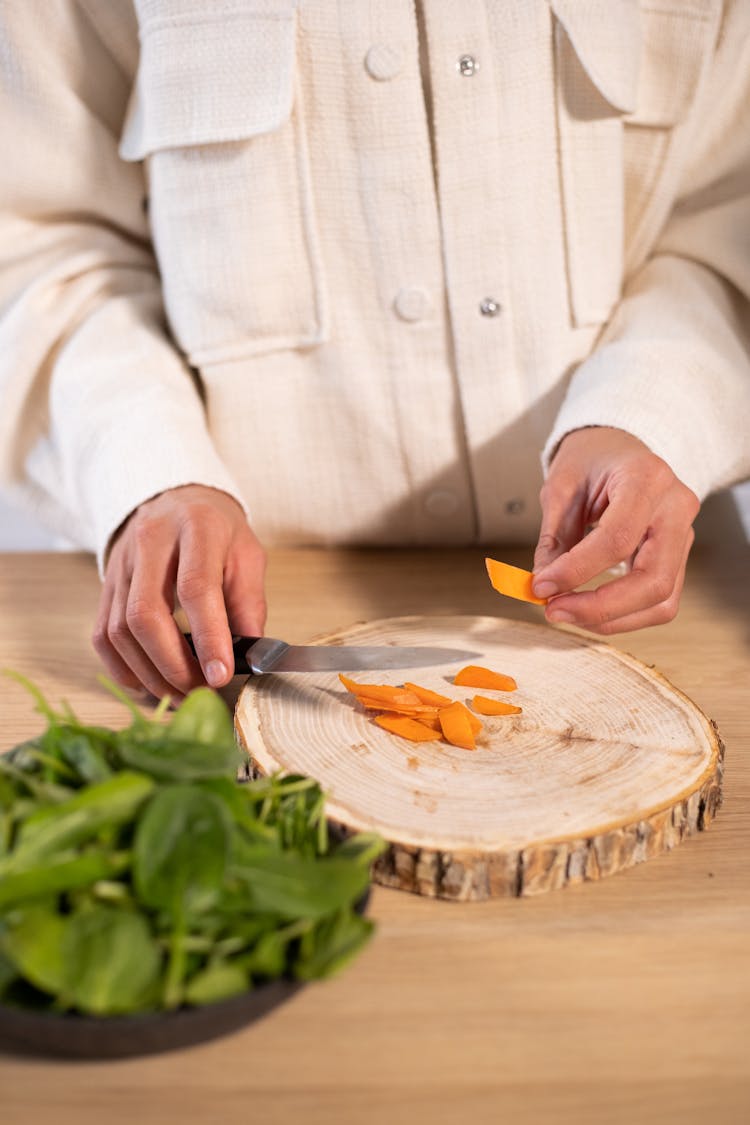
[471,695,522,716]
[438,701,477,750]
[453,665,518,692]
[374,714,443,742]
[402,682,453,707]
[485,558,547,605]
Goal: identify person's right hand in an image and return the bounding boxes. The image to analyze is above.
[93,485,266,700]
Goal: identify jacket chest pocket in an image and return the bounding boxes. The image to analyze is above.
[119,2,329,366]
[551,0,720,329]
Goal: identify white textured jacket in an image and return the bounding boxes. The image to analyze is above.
[1,0,749,567]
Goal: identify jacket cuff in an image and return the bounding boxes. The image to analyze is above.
[541,337,742,501]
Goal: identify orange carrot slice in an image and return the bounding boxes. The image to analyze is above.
[438,701,476,750]
[402,682,453,707]
[374,714,443,742]
[485,558,547,605]
[453,665,518,692]
[471,695,522,716]
[339,674,420,705]
[355,695,439,716]
[413,714,443,732]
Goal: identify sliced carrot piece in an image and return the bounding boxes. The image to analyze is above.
[355,695,439,717]
[438,701,476,750]
[413,714,443,732]
[339,674,420,705]
[453,665,518,692]
[471,695,522,716]
[402,682,453,707]
[485,558,546,605]
[374,714,443,742]
[462,704,483,736]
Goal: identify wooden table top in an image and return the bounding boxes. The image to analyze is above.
[1,501,748,1125]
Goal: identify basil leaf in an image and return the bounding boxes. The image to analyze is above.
[0,849,130,910]
[333,832,387,868]
[61,905,162,1015]
[1,901,68,996]
[116,736,242,781]
[293,910,375,981]
[184,960,249,1007]
[6,772,154,871]
[165,688,235,747]
[56,731,113,784]
[133,786,232,919]
[230,850,370,920]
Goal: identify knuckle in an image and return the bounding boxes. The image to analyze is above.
[132,516,167,551]
[650,575,674,605]
[653,601,677,625]
[125,598,160,634]
[107,615,131,647]
[607,524,639,561]
[535,532,560,555]
[160,666,194,694]
[91,621,109,655]
[647,458,674,492]
[181,503,226,540]
[176,569,211,605]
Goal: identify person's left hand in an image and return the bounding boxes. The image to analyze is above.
[532,426,700,633]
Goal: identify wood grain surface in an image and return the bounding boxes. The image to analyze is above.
[0,501,748,1125]
[237,615,723,899]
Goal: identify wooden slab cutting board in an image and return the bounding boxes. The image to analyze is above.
[235,616,723,900]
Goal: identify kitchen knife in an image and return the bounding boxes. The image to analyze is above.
[184,634,480,676]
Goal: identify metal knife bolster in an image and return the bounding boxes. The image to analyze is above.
[245,637,289,674]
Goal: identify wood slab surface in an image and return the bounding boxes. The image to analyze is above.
[236,615,722,899]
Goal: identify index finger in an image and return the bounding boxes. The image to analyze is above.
[175,523,235,688]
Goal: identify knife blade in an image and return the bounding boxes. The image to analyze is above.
[184,634,479,676]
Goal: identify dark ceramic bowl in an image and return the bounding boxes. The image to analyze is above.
[0,976,302,1060]
[0,889,369,1060]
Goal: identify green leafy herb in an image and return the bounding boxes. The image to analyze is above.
[0,674,385,1016]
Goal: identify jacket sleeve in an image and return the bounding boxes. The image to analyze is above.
[543,3,750,501]
[0,1,247,569]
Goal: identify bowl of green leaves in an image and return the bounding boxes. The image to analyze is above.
[0,675,383,1058]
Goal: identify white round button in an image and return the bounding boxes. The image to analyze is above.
[425,490,459,518]
[365,44,403,81]
[393,287,431,322]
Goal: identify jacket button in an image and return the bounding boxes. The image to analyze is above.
[457,54,479,77]
[425,490,459,517]
[479,297,501,317]
[505,498,525,515]
[365,44,403,81]
[393,287,431,322]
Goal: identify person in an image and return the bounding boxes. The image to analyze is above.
[1,1,749,702]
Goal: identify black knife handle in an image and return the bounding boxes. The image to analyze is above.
[183,634,260,676]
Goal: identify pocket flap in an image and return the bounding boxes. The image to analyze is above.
[550,0,719,127]
[550,0,641,115]
[119,3,298,160]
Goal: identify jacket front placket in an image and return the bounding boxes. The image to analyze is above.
[419,0,566,543]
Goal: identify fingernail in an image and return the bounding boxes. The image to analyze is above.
[534,581,558,599]
[547,609,574,624]
[205,659,228,687]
